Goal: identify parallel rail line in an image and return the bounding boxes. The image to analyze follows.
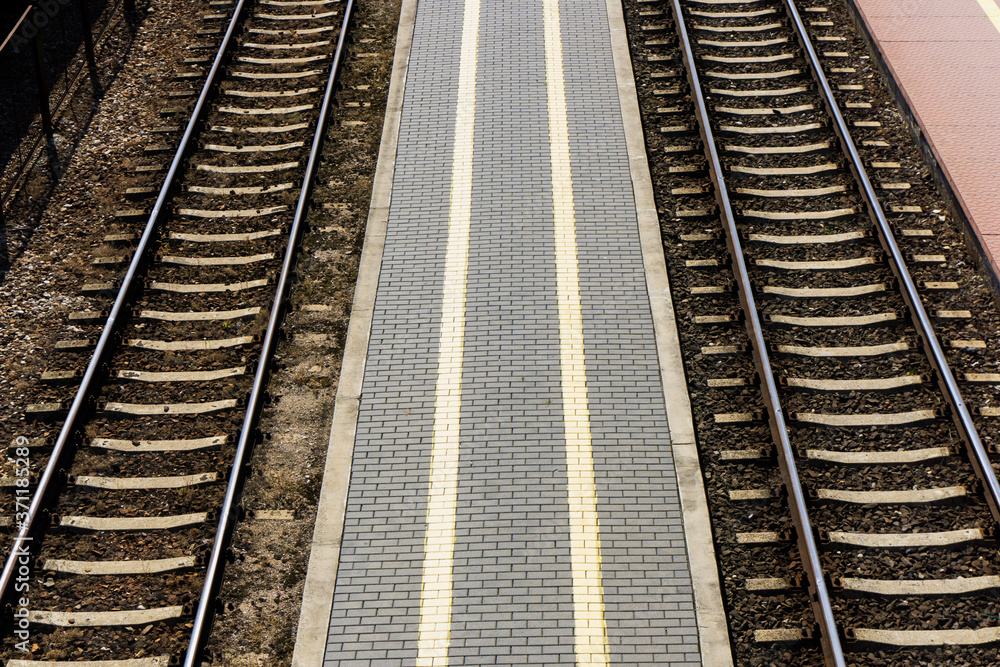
[643,0,1000,663]
[0,0,356,663]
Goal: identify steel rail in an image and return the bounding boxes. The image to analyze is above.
[781,0,1000,525]
[181,0,356,663]
[666,0,847,664]
[0,0,249,616]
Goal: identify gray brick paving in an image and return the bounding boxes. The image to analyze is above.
[560,2,699,662]
[448,2,576,662]
[323,0,702,663]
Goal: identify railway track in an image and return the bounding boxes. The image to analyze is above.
[625,0,1000,664]
[0,0,356,663]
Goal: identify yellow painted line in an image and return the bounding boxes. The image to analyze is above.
[976,0,1000,34]
[542,0,611,664]
[415,0,479,663]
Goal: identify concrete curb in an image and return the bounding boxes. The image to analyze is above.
[601,0,734,664]
[289,0,418,662]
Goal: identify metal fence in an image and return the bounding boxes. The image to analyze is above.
[0,0,135,245]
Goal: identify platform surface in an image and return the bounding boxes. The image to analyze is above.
[852,0,1000,270]
[318,0,705,664]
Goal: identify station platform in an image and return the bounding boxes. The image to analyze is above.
[851,0,1000,281]
[288,0,728,664]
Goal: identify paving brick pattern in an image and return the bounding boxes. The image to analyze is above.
[323,0,461,661]
[323,0,701,662]
[448,1,577,663]
[560,1,700,662]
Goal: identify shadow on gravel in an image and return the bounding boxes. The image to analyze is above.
[0,0,145,285]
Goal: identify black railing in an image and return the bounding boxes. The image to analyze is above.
[0,0,131,232]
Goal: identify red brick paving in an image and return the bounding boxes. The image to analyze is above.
[852,0,1000,269]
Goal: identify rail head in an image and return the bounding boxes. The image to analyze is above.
[666,0,846,664]
[0,0,250,618]
[779,0,1000,527]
